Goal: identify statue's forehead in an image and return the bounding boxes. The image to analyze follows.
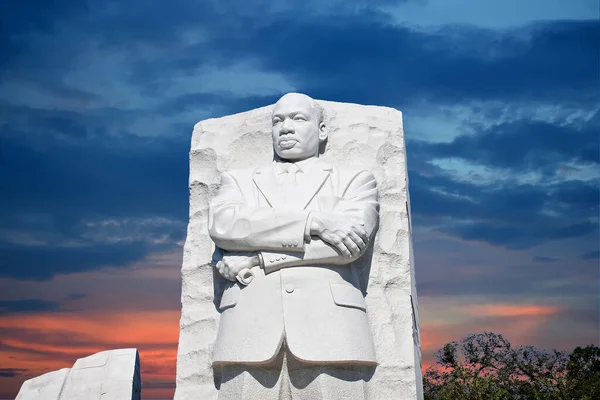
[272,95,313,115]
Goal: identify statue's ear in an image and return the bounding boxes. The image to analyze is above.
[318,122,328,143]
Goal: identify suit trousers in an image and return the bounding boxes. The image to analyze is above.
[217,342,374,400]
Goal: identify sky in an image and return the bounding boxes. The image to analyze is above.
[0,0,598,398]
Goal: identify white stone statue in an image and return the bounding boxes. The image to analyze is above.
[208,93,379,399]
[175,93,423,400]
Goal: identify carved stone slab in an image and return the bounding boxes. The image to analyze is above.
[175,101,423,399]
[15,348,141,400]
[15,368,71,400]
[59,348,141,400]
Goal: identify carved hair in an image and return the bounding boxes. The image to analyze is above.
[311,100,325,125]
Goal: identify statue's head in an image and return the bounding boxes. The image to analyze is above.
[271,93,327,161]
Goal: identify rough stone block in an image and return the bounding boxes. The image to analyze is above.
[14,348,141,400]
[59,348,141,400]
[175,100,422,399]
[15,368,71,400]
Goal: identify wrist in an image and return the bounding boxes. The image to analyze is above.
[304,212,313,243]
[255,253,264,268]
[309,211,322,235]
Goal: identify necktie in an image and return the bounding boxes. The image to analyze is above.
[278,163,299,209]
[279,163,299,186]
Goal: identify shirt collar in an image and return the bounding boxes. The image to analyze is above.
[274,157,319,174]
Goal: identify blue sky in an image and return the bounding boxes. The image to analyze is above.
[0,1,598,398]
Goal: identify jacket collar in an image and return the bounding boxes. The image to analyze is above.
[253,158,332,209]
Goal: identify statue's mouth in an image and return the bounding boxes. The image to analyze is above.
[278,139,298,149]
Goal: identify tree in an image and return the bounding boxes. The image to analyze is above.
[565,345,600,400]
[511,345,569,400]
[423,332,598,400]
[424,332,516,400]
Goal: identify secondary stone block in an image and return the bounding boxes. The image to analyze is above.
[14,348,141,400]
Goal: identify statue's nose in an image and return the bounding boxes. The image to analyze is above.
[280,119,294,134]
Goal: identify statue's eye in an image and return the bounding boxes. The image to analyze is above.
[294,115,307,121]
[272,118,282,125]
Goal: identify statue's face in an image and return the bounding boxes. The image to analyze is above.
[271,94,326,161]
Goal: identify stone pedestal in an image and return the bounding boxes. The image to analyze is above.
[175,100,423,399]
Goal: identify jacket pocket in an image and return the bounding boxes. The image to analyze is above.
[329,283,367,311]
[219,284,240,310]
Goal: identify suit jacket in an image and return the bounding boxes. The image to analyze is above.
[208,159,379,365]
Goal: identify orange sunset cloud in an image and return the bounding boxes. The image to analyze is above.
[468,304,562,317]
[0,310,180,399]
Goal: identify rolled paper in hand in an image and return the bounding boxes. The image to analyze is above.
[236,268,254,286]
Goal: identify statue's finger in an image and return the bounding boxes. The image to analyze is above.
[353,226,368,242]
[335,240,352,258]
[342,236,360,257]
[349,231,366,250]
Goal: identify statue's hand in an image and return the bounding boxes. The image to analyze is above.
[216,252,260,282]
[309,211,368,258]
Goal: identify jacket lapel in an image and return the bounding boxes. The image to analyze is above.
[252,163,285,208]
[253,161,333,210]
[290,162,333,210]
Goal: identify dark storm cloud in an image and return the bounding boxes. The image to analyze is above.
[137,17,600,113]
[582,250,600,260]
[412,112,599,174]
[0,241,161,281]
[157,92,279,119]
[65,293,88,301]
[0,0,87,35]
[0,294,91,314]
[417,177,597,249]
[0,0,88,65]
[414,233,597,299]
[445,220,596,249]
[404,111,599,249]
[0,104,189,280]
[0,368,27,378]
[116,5,599,108]
[0,326,175,351]
[0,299,61,313]
[407,168,598,249]
[144,381,177,390]
[532,257,559,263]
[417,268,593,298]
[3,0,598,110]
[0,109,189,220]
[203,18,599,107]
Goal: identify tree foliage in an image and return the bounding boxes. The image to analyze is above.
[423,332,599,400]
[565,345,600,400]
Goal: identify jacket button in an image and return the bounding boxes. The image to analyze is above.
[285,284,295,293]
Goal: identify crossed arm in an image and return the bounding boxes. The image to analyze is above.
[208,170,379,281]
